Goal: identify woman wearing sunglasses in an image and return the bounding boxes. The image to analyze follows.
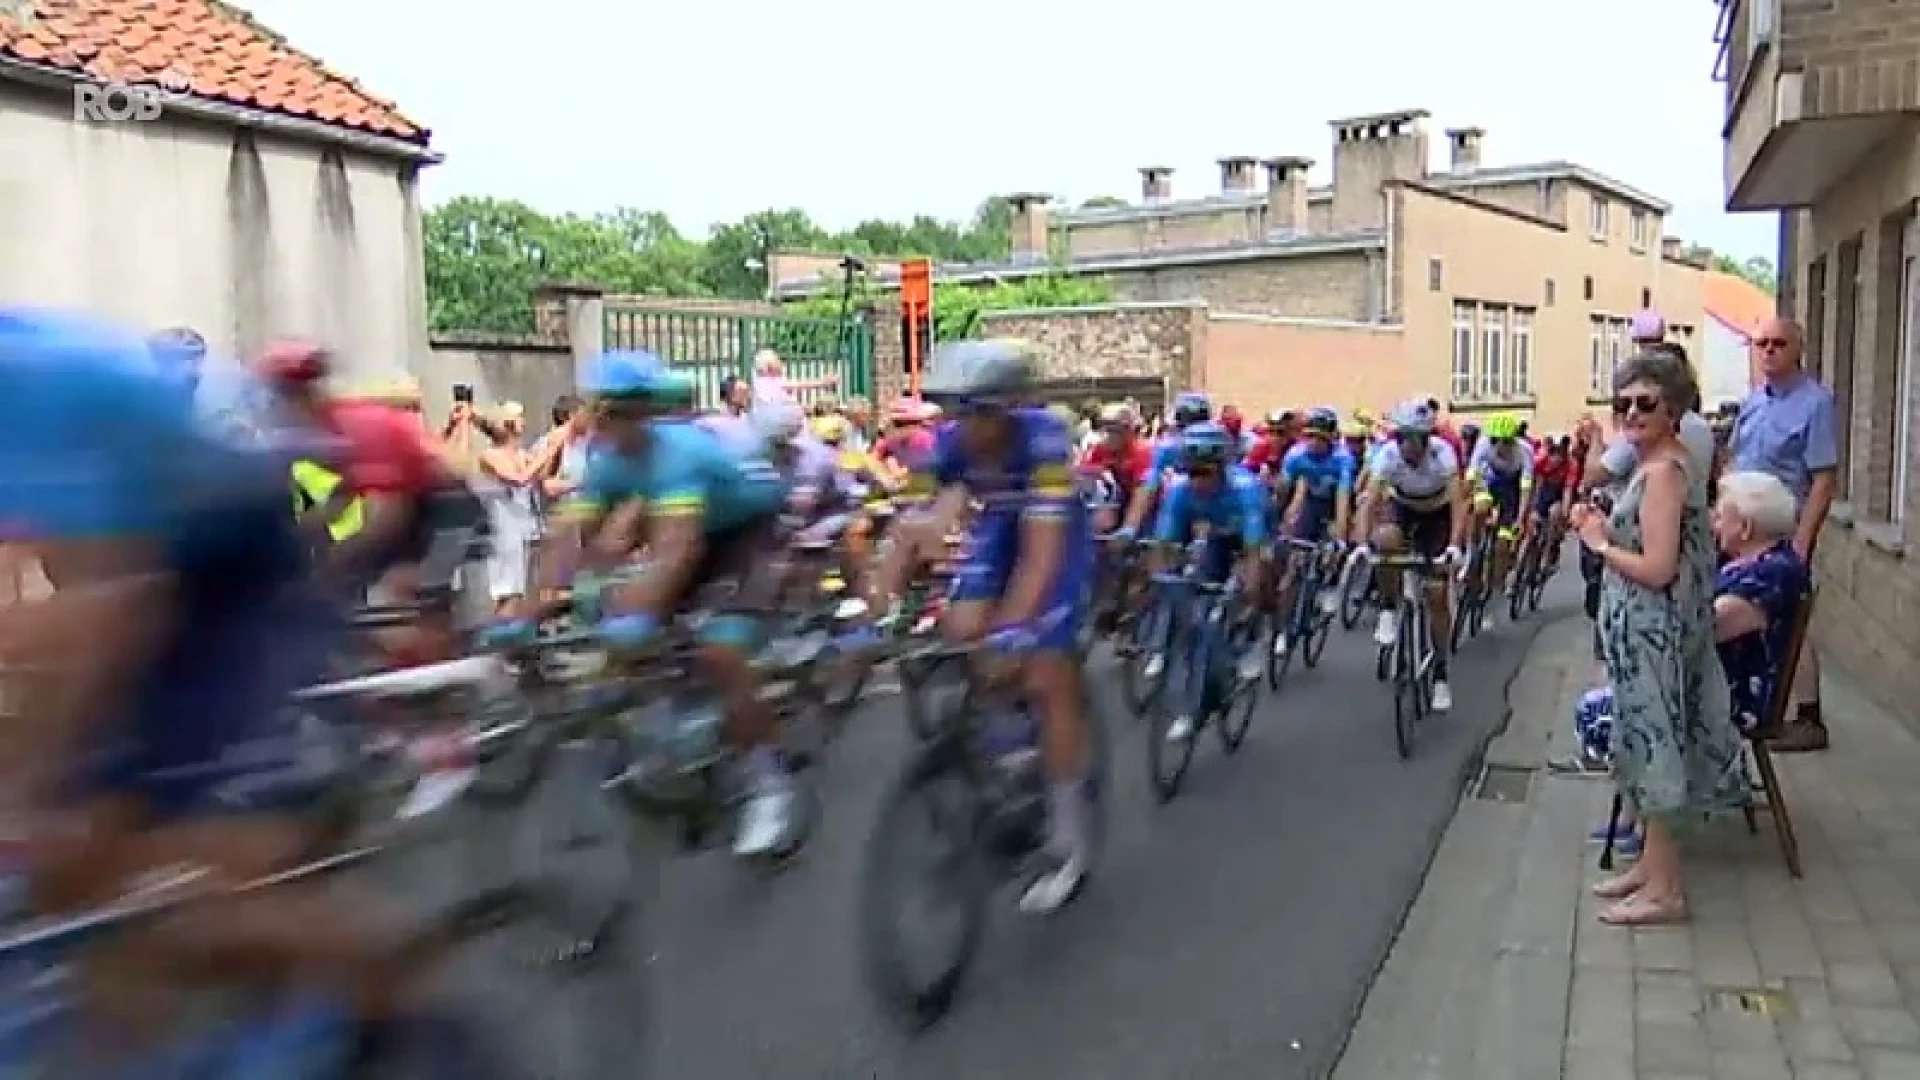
[1570,351,1750,926]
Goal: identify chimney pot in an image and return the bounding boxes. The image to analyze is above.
[1139,166,1174,202]
[1261,156,1314,235]
[1661,236,1683,259]
[1005,192,1052,262]
[1217,156,1258,194]
[1445,126,1485,174]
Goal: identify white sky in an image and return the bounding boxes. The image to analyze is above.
[235,0,1776,261]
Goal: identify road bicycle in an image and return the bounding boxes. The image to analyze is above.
[1144,541,1260,801]
[1267,536,1341,688]
[1372,553,1448,760]
[1451,520,1496,654]
[1506,516,1554,622]
[858,638,1111,1027]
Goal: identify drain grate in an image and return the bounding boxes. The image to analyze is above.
[1474,764,1535,803]
[1706,987,1795,1017]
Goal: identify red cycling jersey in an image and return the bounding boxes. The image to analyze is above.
[1082,438,1153,488]
[321,401,449,497]
[1534,448,1575,489]
[1243,433,1292,475]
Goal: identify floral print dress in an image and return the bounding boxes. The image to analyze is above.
[1597,455,1751,819]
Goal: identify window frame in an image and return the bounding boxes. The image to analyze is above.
[1451,301,1475,401]
[1897,221,1918,524]
[1589,197,1609,240]
[1480,305,1506,398]
[1629,209,1648,251]
[1589,316,1605,396]
[1511,308,1534,396]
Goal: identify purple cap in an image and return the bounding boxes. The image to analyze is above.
[1629,310,1666,343]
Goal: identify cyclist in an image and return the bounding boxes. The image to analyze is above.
[875,339,1098,914]
[1272,406,1357,656]
[1466,414,1535,604]
[0,310,415,1051]
[1530,434,1578,574]
[502,349,801,859]
[1243,409,1296,480]
[1147,421,1270,733]
[1080,402,1152,535]
[1457,421,1482,466]
[1355,399,1467,712]
[1119,390,1212,537]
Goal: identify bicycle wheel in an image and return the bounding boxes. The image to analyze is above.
[1121,601,1172,719]
[857,738,993,1029]
[1391,603,1423,760]
[1301,569,1334,670]
[1216,619,1259,753]
[1265,598,1295,690]
[1449,585,1474,655]
[1338,557,1370,630]
[1146,623,1203,801]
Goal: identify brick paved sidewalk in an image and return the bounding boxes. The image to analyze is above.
[1337,616,1920,1080]
[1566,666,1920,1080]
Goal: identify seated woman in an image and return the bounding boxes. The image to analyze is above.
[1711,471,1810,733]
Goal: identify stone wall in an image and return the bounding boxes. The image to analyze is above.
[418,330,575,420]
[976,302,1204,394]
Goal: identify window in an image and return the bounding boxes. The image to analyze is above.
[1512,309,1534,396]
[1429,257,1443,291]
[1898,225,1917,523]
[1480,307,1506,398]
[1589,197,1609,240]
[1835,235,1862,498]
[1451,302,1474,400]
[1589,318,1605,396]
[1608,317,1625,388]
[1584,276,1595,301]
[1807,255,1828,383]
[1641,287,1652,308]
[1630,209,1648,251]
[1544,278,1556,306]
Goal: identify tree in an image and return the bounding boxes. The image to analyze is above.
[1712,253,1777,296]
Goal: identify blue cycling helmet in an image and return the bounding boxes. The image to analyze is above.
[1303,406,1338,436]
[1180,421,1232,465]
[581,349,669,399]
[1171,391,1212,429]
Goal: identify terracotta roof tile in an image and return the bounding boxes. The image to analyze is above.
[1703,271,1776,342]
[0,0,427,144]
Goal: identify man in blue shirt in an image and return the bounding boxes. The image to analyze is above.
[1273,407,1355,655]
[871,339,1098,915]
[1731,316,1838,751]
[1149,421,1270,733]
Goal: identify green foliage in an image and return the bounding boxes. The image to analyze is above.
[1711,253,1778,296]
[424,196,1018,332]
[778,272,1115,341]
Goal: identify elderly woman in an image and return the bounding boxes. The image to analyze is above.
[1712,471,1811,732]
[1574,350,1749,926]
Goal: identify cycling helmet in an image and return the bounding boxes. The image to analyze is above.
[920,339,1037,403]
[1388,399,1435,436]
[581,349,669,399]
[1351,407,1375,429]
[812,415,849,444]
[1264,409,1288,430]
[1487,415,1519,440]
[254,338,330,386]
[1171,391,1213,428]
[887,396,927,424]
[1303,406,1338,437]
[1180,421,1233,465]
[1460,422,1482,442]
[1341,419,1371,439]
[1099,402,1138,429]
[754,401,807,446]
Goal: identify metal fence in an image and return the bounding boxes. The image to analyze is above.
[602,306,874,409]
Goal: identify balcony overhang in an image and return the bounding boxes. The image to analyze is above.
[1724,46,1917,210]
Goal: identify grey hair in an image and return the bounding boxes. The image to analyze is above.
[1716,471,1797,539]
[1613,348,1702,415]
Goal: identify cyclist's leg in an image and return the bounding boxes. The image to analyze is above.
[1490,486,1520,595]
[1370,500,1408,645]
[1017,534,1096,914]
[1411,509,1455,702]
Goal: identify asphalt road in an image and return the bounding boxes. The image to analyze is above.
[377,569,1582,1080]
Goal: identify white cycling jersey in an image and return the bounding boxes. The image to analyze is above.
[1466,438,1534,484]
[1368,438,1460,502]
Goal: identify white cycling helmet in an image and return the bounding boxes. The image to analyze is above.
[1388,398,1435,436]
[752,401,806,446]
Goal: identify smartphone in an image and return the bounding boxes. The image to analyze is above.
[452,383,474,404]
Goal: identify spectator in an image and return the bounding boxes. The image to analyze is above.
[843,396,873,452]
[1584,319,1715,492]
[1729,316,1837,752]
[720,375,751,417]
[1575,349,1748,926]
[1711,471,1811,734]
[532,395,591,509]
[471,403,562,613]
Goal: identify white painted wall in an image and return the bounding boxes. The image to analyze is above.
[1700,317,1753,410]
[0,80,430,385]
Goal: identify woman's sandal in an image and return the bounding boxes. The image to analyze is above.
[1598,893,1688,927]
[1592,873,1645,901]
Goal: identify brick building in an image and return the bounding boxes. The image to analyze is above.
[1714,0,1920,718]
[772,108,1709,433]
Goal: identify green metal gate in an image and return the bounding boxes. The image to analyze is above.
[602,305,873,410]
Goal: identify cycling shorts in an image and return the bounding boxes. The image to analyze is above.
[1383,497,1452,560]
[673,511,784,650]
[1286,497,1338,546]
[1531,484,1567,519]
[951,511,1093,651]
[1486,480,1523,531]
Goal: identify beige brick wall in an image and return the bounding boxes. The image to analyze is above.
[1106,251,1375,321]
[1203,314,1409,416]
[1787,134,1920,722]
[1394,184,1705,434]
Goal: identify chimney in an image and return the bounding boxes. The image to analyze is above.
[1139,166,1173,202]
[1006,192,1052,261]
[1218,156,1258,194]
[1262,156,1313,235]
[1661,236,1683,260]
[1445,127,1484,174]
[1328,108,1430,231]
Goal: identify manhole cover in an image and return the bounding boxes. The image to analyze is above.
[1474,764,1534,803]
[1706,987,1795,1017]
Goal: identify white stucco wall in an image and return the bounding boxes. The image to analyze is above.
[1700,318,1753,410]
[0,78,430,385]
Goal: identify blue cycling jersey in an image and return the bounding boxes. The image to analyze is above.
[581,419,785,531]
[1140,437,1184,496]
[1280,443,1357,503]
[0,308,328,818]
[918,408,1092,651]
[1153,467,1269,549]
